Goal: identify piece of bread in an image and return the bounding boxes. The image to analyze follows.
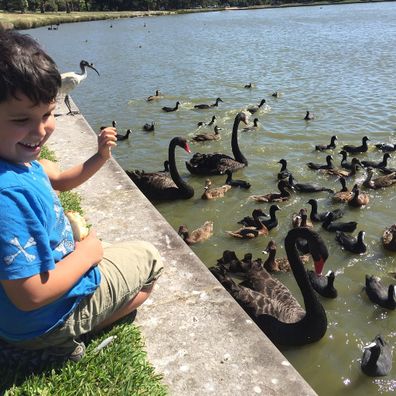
[65,211,89,241]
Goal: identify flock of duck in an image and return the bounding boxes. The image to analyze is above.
[116,89,395,377]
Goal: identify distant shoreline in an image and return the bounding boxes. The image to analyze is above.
[0,0,390,31]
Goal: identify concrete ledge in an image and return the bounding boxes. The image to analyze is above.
[50,100,317,395]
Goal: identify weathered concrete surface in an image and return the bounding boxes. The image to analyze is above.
[50,99,317,396]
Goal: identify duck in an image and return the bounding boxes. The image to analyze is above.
[307,270,338,298]
[247,99,268,114]
[249,179,293,203]
[361,153,391,169]
[227,209,269,239]
[321,163,359,178]
[378,166,396,175]
[262,239,310,273]
[307,155,334,170]
[361,335,393,377]
[315,135,337,151]
[242,118,259,132]
[162,101,180,112]
[332,177,354,203]
[322,212,357,233]
[192,126,222,142]
[201,179,231,200]
[212,228,328,346]
[178,221,213,245]
[244,83,252,88]
[142,122,155,132]
[186,112,249,175]
[304,111,314,120]
[194,97,223,109]
[375,142,396,152]
[382,224,396,252]
[216,250,257,275]
[271,91,282,98]
[125,136,194,201]
[238,205,280,230]
[342,136,370,153]
[364,275,396,310]
[277,158,291,180]
[362,167,396,189]
[335,230,367,253]
[339,151,362,170]
[288,174,334,193]
[224,169,251,189]
[147,89,163,101]
[348,185,369,208]
[116,128,132,141]
[292,208,313,228]
[307,198,344,222]
[197,115,216,128]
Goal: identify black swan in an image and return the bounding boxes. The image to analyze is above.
[361,335,393,377]
[238,204,280,230]
[227,209,269,239]
[307,155,334,170]
[192,126,222,142]
[342,136,370,153]
[212,228,329,346]
[335,231,367,254]
[307,270,338,298]
[147,89,163,101]
[307,198,344,222]
[224,169,251,189]
[201,179,231,200]
[362,167,396,189]
[262,239,310,273]
[277,158,291,180]
[242,118,259,132]
[125,137,194,201]
[361,153,391,169]
[322,212,357,233]
[178,221,213,245]
[304,111,314,120]
[249,179,293,203]
[315,135,337,151]
[365,275,396,310]
[247,99,269,114]
[162,101,180,112]
[288,175,334,193]
[194,97,223,109]
[339,151,362,170]
[185,112,248,175]
[382,224,396,251]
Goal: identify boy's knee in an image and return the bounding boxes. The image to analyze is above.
[138,241,164,285]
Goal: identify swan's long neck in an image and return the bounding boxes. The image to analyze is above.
[168,140,194,197]
[231,115,248,165]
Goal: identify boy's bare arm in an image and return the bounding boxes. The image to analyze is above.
[0,230,103,311]
[44,126,117,192]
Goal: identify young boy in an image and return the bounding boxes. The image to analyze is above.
[0,30,163,362]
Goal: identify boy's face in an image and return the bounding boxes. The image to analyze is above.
[0,93,56,165]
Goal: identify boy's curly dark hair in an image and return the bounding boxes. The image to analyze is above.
[0,30,61,104]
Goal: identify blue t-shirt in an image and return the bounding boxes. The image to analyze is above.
[0,159,100,341]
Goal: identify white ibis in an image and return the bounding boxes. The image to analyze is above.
[59,60,99,115]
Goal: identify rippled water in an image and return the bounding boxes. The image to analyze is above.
[27,3,396,394]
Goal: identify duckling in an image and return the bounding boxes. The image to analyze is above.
[362,167,396,189]
[192,125,222,142]
[361,335,393,377]
[262,239,309,273]
[224,169,251,189]
[335,230,367,254]
[147,89,163,101]
[382,224,396,252]
[242,118,259,132]
[249,179,293,203]
[227,209,269,239]
[178,221,213,245]
[271,91,282,98]
[142,122,155,132]
[322,212,357,233]
[348,185,369,208]
[307,270,338,298]
[315,135,337,151]
[201,179,231,200]
[304,111,314,120]
[365,275,396,310]
[307,155,334,170]
[332,177,354,203]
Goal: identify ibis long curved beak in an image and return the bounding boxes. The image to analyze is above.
[88,63,100,76]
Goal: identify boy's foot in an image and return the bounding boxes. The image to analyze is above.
[68,342,86,362]
[45,340,86,363]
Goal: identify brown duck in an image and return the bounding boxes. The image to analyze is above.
[178,221,213,245]
[249,179,293,203]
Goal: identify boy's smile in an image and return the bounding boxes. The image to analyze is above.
[0,93,56,165]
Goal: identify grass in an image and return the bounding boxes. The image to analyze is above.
[0,146,168,396]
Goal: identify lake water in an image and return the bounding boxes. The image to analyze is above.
[26,2,396,394]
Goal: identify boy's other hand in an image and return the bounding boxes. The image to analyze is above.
[75,228,103,267]
[98,126,117,160]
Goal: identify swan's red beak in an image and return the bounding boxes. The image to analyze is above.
[184,143,192,153]
[314,257,325,275]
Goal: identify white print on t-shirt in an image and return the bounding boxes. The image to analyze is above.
[3,237,37,265]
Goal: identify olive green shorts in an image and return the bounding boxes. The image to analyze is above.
[12,240,163,351]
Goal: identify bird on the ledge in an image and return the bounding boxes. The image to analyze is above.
[59,60,100,115]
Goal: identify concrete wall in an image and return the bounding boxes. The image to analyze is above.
[50,100,317,396]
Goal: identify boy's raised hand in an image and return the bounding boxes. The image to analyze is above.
[98,125,117,160]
